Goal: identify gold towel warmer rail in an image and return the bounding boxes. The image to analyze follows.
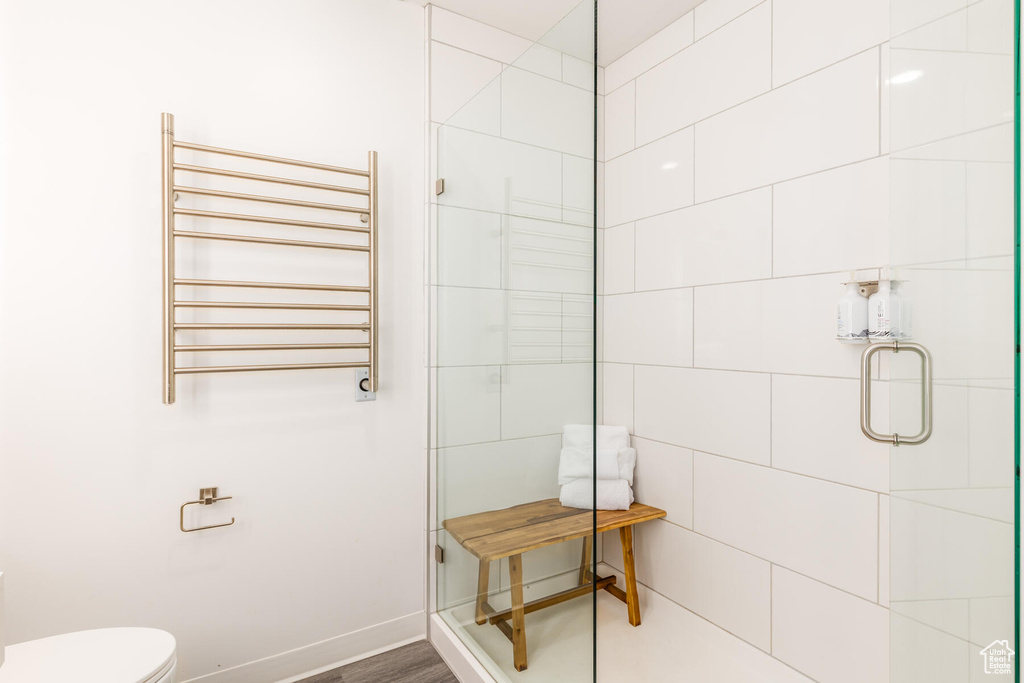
[161,113,378,404]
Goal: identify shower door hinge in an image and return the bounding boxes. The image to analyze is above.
[435,178,445,195]
[435,544,444,564]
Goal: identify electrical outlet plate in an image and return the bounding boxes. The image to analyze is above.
[355,368,376,402]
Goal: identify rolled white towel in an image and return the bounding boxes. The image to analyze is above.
[562,425,631,451]
[559,478,634,511]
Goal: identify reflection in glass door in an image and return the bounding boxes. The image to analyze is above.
[887,0,1019,679]
[431,2,597,681]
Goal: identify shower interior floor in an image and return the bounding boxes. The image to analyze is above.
[440,563,812,682]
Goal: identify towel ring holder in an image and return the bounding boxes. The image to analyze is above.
[180,487,235,533]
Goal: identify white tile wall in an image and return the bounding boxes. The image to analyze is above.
[436,206,502,289]
[436,366,501,447]
[693,0,765,40]
[602,223,634,294]
[500,363,593,439]
[605,12,694,93]
[634,187,772,290]
[694,49,880,201]
[603,289,693,366]
[771,374,889,492]
[772,568,889,683]
[772,158,889,278]
[634,366,771,466]
[631,437,693,528]
[693,273,864,378]
[601,363,634,433]
[605,126,695,226]
[694,452,879,599]
[430,42,502,126]
[772,0,889,86]
[635,3,771,145]
[430,7,531,65]
[622,520,773,650]
[604,80,635,160]
[501,66,593,157]
[436,286,507,366]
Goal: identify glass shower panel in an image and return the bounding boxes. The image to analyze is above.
[888,0,1019,680]
[433,2,596,681]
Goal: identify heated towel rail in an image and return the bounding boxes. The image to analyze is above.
[161,113,378,404]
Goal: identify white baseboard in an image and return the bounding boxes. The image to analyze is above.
[183,611,427,683]
[429,613,495,683]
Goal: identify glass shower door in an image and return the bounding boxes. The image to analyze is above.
[431,2,597,680]
[888,0,1019,680]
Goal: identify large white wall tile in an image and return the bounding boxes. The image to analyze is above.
[694,452,878,598]
[968,386,1015,489]
[605,12,695,92]
[500,362,593,440]
[512,44,563,80]
[966,161,1015,259]
[626,520,772,650]
[562,54,594,90]
[605,127,695,226]
[772,0,889,86]
[879,494,889,606]
[438,127,562,219]
[436,286,507,366]
[632,437,693,528]
[430,6,532,64]
[772,567,889,683]
[968,0,1016,55]
[431,42,502,128]
[889,497,1014,602]
[636,3,771,145]
[602,362,634,433]
[635,366,771,465]
[694,0,766,39]
[890,159,967,265]
[695,50,880,201]
[436,206,502,289]
[890,613,971,683]
[436,366,501,447]
[562,154,595,226]
[773,158,889,278]
[438,435,561,521]
[634,187,772,290]
[693,273,863,378]
[501,66,594,157]
[603,289,693,366]
[604,80,636,160]
[603,223,635,294]
[772,374,889,492]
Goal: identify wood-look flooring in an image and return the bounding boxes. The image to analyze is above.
[297,641,458,683]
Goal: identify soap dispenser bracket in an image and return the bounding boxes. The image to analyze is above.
[844,279,880,298]
[180,487,235,533]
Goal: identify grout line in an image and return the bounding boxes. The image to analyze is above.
[876,493,881,604]
[769,563,774,654]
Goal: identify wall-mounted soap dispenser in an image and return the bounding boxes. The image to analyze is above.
[836,273,868,343]
[868,270,904,339]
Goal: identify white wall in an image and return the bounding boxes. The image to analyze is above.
[0,1,426,680]
[599,0,892,680]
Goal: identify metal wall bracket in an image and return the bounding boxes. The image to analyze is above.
[356,367,377,402]
[435,178,445,195]
[435,544,445,564]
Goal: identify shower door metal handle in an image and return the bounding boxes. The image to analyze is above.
[860,341,933,446]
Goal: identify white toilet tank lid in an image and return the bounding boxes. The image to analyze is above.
[0,627,176,683]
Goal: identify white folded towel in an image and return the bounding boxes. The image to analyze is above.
[559,478,634,511]
[558,447,637,486]
[562,425,630,451]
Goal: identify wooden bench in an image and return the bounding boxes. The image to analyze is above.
[443,498,666,672]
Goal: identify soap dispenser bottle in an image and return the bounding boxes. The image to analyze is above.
[868,276,901,339]
[836,275,868,342]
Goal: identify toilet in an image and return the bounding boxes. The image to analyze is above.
[0,628,177,683]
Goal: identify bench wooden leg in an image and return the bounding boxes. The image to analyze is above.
[475,560,490,625]
[509,553,528,671]
[619,525,641,626]
[578,535,593,586]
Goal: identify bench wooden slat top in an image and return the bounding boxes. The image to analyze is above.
[443,499,666,562]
